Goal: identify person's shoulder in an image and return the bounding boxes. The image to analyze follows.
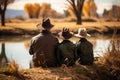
[87,40,93,45]
[51,34,58,40]
[32,33,42,40]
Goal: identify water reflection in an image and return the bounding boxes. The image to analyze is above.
[0,36,111,69]
[0,43,8,67]
[0,42,32,69]
[94,40,110,57]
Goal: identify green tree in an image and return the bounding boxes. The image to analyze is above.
[66,0,85,24]
[0,0,14,26]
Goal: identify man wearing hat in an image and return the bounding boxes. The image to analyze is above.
[29,18,59,67]
[74,28,94,65]
[56,28,76,66]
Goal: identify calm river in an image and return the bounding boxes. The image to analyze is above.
[0,35,111,69]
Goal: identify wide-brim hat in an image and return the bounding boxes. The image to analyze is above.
[37,18,54,29]
[59,28,73,39]
[74,28,91,38]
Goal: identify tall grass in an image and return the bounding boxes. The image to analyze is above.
[104,37,120,67]
[8,60,19,74]
[7,60,25,79]
[103,28,120,80]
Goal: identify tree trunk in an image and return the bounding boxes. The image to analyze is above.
[77,17,82,24]
[76,12,82,25]
[1,11,5,26]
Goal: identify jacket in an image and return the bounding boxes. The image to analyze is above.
[76,38,94,65]
[29,30,59,67]
[57,40,76,66]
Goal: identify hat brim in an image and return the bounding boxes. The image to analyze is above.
[59,32,73,39]
[74,34,91,38]
[49,24,54,28]
[36,23,54,29]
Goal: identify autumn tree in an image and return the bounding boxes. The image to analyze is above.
[39,3,60,18]
[112,5,120,21]
[40,3,54,18]
[24,3,40,18]
[83,0,97,17]
[67,5,74,17]
[66,0,85,24]
[0,0,14,26]
[103,5,120,21]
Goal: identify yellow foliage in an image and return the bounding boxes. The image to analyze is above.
[83,0,97,17]
[67,0,97,17]
[24,3,40,18]
[68,6,75,17]
[40,3,51,17]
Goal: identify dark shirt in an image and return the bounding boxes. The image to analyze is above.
[76,38,94,65]
[57,40,76,66]
[29,30,59,67]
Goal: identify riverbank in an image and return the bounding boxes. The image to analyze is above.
[0,20,120,36]
[0,58,119,80]
[0,60,114,80]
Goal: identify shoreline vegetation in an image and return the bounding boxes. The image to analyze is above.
[0,18,120,80]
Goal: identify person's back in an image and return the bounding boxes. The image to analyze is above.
[76,38,94,65]
[57,28,76,66]
[74,28,94,65]
[29,18,59,67]
[57,40,76,66]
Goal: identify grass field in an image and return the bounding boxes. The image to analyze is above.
[0,18,120,35]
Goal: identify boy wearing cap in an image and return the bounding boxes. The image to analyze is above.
[74,28,94,65]
[57,28,76,66]
[29,18,59,67]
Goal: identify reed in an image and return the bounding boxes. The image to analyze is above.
[103,28,120,80]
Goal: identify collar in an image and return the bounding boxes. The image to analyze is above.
[41,30,51,34]
[79,38,87,42]
[61,40,71,43]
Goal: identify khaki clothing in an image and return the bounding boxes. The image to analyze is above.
[76,38,94,65]
[29,30,59,67]
[57,40,76,66]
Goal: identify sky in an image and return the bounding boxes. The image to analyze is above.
[7,0,120,14]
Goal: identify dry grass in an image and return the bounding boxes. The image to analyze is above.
[99,29,120,80]
[8,60,19,74]
[0,60,26,80]
[1,18,120,34]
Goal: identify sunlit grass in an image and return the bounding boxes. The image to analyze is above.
[1,18,120,33]
[99,29,120,80]
[8,60,19,74]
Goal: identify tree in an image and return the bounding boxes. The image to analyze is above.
[66,0,85,24]
[24,3,40,18]
[0,0,14,26]
[83,0,97,17]
[40,3,51,18]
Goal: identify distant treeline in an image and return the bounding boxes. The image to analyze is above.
[24,0,98,19]
[103,5,120,21]
[24,3,63,18]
